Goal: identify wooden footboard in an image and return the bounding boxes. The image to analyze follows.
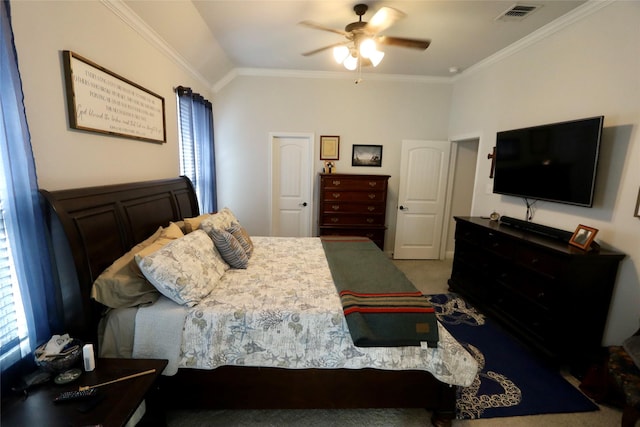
[160,366,456,424]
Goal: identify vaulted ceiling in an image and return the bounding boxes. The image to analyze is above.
[125,1,587,86]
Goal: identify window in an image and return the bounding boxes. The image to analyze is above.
[1,1,57,377]
[176,86,217,214]
[0,200,28,367]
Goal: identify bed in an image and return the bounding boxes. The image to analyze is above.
[40,176,476,426]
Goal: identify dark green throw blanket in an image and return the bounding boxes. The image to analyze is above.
[321,237,439,348]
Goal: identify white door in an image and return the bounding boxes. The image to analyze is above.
[270,133,313,237]
[393,140,451,259]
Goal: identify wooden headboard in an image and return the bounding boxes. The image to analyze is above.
[39,177,199,342]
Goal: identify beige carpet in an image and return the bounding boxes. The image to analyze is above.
[165,258,624,427]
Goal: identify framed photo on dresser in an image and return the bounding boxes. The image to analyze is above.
[569,224,598,250]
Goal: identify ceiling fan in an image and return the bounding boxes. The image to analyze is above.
[299,4,431,71]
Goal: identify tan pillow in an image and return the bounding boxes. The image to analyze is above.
[184,213,213,233]
[134,222,184,259]
[91,227,163,308]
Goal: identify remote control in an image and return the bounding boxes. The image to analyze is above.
[53,387,97,403]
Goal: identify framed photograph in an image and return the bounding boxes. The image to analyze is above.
[63,51,166,143]
[635,188,640,218]
[320,136,340,160]
[569,224,598,250]
[352,144,383,167]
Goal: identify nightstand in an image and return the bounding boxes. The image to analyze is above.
[1,358,167,427]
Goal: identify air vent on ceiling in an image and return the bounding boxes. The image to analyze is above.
[496,4,540,21]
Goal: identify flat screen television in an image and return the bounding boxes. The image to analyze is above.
[493,116,604,207]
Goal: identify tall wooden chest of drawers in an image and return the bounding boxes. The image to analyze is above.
[318,173,390,250]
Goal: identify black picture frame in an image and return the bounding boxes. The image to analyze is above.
[352,145,382,167]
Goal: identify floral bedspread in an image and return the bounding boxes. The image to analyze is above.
[178,237,477,387]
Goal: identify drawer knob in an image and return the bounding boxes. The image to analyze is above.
[366,233,374,238]
[366,218,374,223]
[331,218,339,223]
[332,193,341,198]
[368,194,377,199]
[332,180,341,186]
[332,205,340,211]
[368,182,377,187]
[531,258,539,265]
[367,206,375,211]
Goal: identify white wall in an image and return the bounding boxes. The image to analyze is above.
[449,1,640,345]
[214,74,453,249]
[10,0,213,190]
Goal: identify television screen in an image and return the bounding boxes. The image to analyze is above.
[493,116,603,207]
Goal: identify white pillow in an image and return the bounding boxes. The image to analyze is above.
[136,230,225,307]
[199,207,238,234]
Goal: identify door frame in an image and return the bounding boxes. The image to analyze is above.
[444,132,482,258]
[268,132,315,236]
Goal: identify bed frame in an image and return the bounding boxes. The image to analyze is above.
[39,177,456,426]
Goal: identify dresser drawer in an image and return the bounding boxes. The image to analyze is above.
[482,231,515,259]
[322,190,386,203]
[496,267,557,311]
[321,202,385,215]
[515,246,565,278]
[321,213,385,226]
[321,177,387,191]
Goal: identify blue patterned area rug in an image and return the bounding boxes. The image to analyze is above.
[427,293,599,420]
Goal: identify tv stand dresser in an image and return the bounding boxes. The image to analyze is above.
[448,216,624,370]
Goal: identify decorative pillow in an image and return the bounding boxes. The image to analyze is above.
[209,228,249,269]
[228,221,254,258]
[184,213,213,234]
[91,227,163,308]
[198,207,239,235]
[135,230,224,307]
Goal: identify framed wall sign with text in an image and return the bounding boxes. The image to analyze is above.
[63,51,166,143]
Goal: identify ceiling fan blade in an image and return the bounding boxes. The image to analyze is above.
[377,36,431,50]
[365,7,406,34]
[298,21,348,37]
[301,41,349,57]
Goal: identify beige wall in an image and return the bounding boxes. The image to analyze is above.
[214,74,453,247]
[11,0,212,190]
[449,1,640,345]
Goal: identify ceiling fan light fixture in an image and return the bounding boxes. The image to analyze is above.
[359,38,377,58]
[369,50,384,67]
[333,45,349,64]
[343,54,358,71]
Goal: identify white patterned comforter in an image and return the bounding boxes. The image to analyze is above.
[136,237,478,387]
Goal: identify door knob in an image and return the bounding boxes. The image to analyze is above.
[399,205,408,211]
[300,202,308,207]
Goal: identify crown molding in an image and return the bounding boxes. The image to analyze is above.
[104,0,614,92]
[458,0,615,79]
[213,67,451,92]
[101,0,211,90]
